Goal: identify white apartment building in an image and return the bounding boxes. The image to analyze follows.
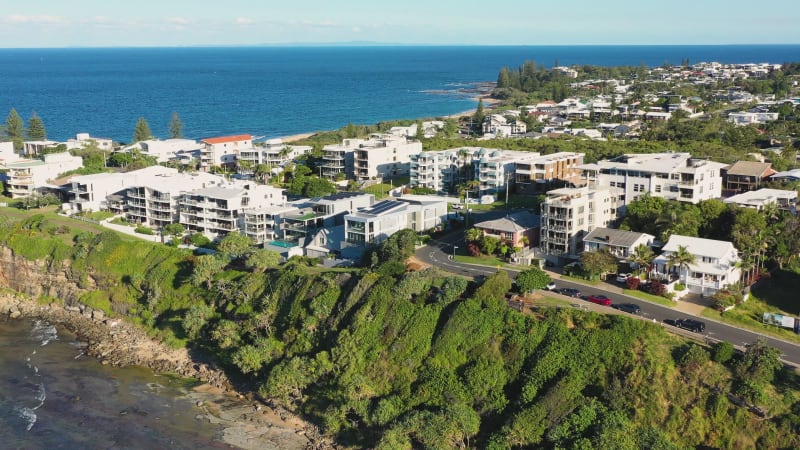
[321,134,421,181]
[1,152,83,198]
[409,149,468,193]
[65,165,176,213]
[353,134,421,181]
[126,171,228,228]
[540,186,623,259]
[473,148,540,198]
[728,111,779,126]
[321,138,363,179]
[343,197,447,247]
[723,188,798,214]
[200,134,252,169]
[243,205,300,245]
[579,153,727,205]
[236,138,313,167]
[651,235,741,296]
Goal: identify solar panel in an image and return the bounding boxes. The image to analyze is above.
[366,200,402,215]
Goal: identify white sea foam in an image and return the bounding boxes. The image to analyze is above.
[31,320,58,346]
[17,407,37,431]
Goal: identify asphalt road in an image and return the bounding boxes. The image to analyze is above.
[418,230,800,367]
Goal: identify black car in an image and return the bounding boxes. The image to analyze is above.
[665,318,706,333]
[557,288,582,298]
[612,303,642,314]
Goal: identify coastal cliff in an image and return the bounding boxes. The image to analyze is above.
[0,245,328,450]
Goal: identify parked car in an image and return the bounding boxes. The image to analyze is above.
[557,288,582,298]
[612,303,642,314]
[616,273,631,283]
[545,281,557,290]
[587,294,612,306]
[664,318,706,332]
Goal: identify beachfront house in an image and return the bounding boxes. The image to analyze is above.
[582,227,655,259]
[472,211,540,248]
[650,235,741,297]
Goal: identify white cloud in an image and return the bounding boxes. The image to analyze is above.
[352,26,361,33]
[235,17,255,25]
[3,14,65,25]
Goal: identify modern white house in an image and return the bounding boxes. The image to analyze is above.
[650,235,741,297]
[65,165,175,213]
[583,227,655,259]
[64,133,114,151]
[1,152,83,198]
[728,111,779,126]
[22,140,60,157]
[540,186,623,260]
[579,152,727,205]
[723,188,797,214]
[200,134,253,169]
[0,141,20,165]
[343,197,447,248]
[280,192,375,245]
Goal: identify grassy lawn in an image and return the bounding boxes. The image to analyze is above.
[558,274,600,286]
[0,204,141,243]
[700,296,800,345]
[362,183,394,199]
[622,289,678,308]
[534,295,577,308]
[80,211,115,221]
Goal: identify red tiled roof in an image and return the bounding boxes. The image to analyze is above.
[202,134,252,144]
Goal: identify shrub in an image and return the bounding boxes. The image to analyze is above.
[134,226,154,235]
[626,277,640,290]
[712,341,735,364]
[674,283,686,291]
[467,242,481,256]
[650,280,665,296]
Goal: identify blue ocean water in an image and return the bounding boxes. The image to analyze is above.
[0,45,798,142]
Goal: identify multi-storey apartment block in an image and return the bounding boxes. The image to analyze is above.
[1,152,83,198]
[344,197,447,247]
[540,186,622,259]
[125,171,228,228]
[722,161,775,194]
[579,152,727,205]
[67,165,176,213]
[473,148,540,198]
[515,152,585,193]
[409,150,469,193]
[280,192,375,245]
[236,138,313,167]
[243,205,300,245]
[200,134,252,169]
[321,135,421,181]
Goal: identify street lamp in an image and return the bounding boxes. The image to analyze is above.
[452,245,458,260]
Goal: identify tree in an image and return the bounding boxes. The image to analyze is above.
[666,245,696,281]
[302,176,337,198]
[465,227,483,243]
[217,232,253,261]
[162,222,185,237]
[26,111,47,140]
[580,249,618,280]
[631,244,654,276]
[168,111,183,139]
[472,99,485,135]
[133,117,152,143]
[246,248,281,272]
[190,255,226,289]
[5,108,24,150]
[515,267,551,293]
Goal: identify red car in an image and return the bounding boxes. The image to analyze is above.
[587,294,612,306]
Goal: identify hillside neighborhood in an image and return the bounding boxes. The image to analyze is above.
[2,60,800,304]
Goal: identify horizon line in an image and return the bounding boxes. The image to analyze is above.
[2,42,800,50]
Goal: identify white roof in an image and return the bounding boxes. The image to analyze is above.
[723,188,797,207]
[661,235,736,259]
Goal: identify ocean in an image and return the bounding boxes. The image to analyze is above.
[0,319,227,449]
[1,45,799,143]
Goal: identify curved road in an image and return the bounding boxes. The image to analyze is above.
[418,231,800,367]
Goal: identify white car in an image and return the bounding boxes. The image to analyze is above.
[616,273,630,283]
[545,281,557,290]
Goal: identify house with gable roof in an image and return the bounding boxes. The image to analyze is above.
[650,235,741,296]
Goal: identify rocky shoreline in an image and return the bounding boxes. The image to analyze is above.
[1,292,333,450]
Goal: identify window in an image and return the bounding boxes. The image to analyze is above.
[655,185,662,193]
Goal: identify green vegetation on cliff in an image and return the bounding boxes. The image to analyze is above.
[0,212,798,449]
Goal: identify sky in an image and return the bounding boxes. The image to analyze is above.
[0,0,798,48]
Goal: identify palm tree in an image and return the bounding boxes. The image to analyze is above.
[631,243,654,277]
[666,245,696,283]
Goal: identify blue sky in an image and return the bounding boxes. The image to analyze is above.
[1,0,798,47]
